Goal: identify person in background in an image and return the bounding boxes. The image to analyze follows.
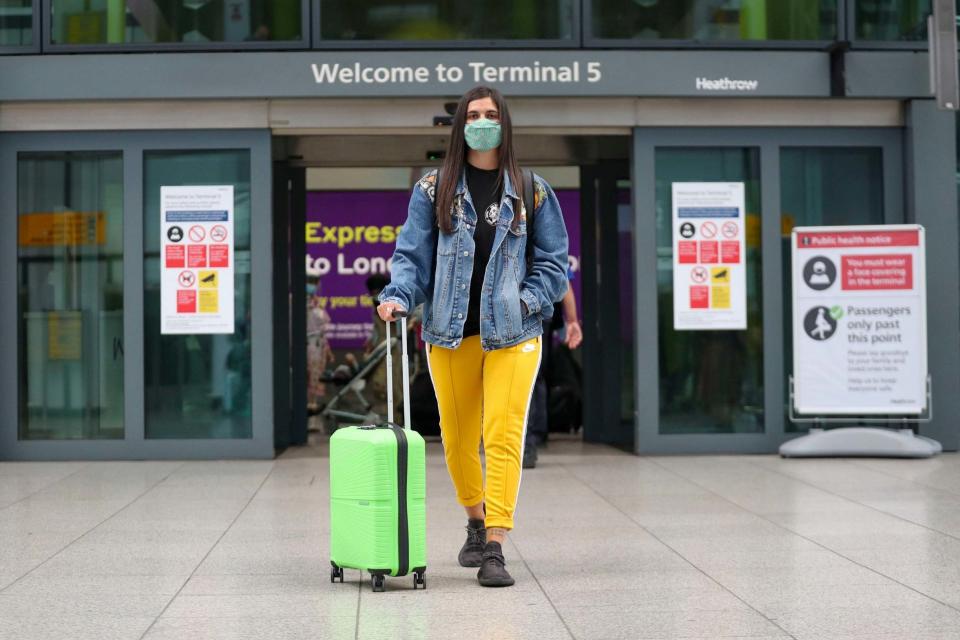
[306,277,334,413]
[524,279,582,469]
[364,274,391,355]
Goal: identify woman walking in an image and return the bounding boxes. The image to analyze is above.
[378,85,569,587]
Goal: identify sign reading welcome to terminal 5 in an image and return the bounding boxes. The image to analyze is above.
[0,51,831,100]
[310,59,762,94]
[311,60,604,86]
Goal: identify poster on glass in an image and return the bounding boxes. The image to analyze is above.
[672,182,746,331]
[160,185,235,335]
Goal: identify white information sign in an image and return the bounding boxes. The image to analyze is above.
[792,225,927,415]
[160,185,235,335]
[672,182,747,330]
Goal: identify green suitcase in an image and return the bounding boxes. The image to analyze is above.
[329,314,427,592]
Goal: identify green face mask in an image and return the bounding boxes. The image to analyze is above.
[464,118,502,151]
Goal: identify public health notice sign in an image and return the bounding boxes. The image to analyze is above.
[672,182,747,330]
[160,186,235,334]
[792,225,927,415]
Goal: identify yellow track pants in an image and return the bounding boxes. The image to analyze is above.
[427,335,542,530]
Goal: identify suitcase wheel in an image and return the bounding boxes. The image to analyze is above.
[371,574,386,592]
[413,569,426,590]
[330,564,344,584]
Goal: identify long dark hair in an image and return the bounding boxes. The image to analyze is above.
[435,85,522,234]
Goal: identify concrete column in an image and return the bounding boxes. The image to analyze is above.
[905,100,959,451]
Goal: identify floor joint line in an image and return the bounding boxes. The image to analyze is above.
[137,461,279,640]
[562,462,799,640]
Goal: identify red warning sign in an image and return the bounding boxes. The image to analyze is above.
[841,254,913,290]
[187,245,207,268]
[690,286,709,309]
[796,229,919,249]
[177,290,197,313]
[178,270,196,288]
[210,225,228,243]
[165,245,185,268]
[209,244,230,268]
[721,241,741,264]
[678,241,698,264]
[700,241,718,264]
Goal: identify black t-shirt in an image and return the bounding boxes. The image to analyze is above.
[462,163,502,337]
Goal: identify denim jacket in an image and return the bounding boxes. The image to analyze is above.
[379,168,569,351]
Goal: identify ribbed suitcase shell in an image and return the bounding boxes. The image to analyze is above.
[329,425,426,576]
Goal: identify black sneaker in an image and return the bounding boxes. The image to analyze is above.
[477,541,515,587]
[458,518,486,568]
[522,441,538,469]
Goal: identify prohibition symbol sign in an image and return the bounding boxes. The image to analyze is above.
[722,221,739,238]
[690,266,708,284]
[188,225,206,242]
[178,271,196,287]
[210,225,228,242]
[700,221,718,239]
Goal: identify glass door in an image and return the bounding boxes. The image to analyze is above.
[632,128,903,454]
[1,130,274,461]
[17,151,125,441]
[655,147,764,435]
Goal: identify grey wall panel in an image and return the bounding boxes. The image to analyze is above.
[631,132,659,454]
[845,52,931,98]
[905,101,959,452]
[249,130,275,458]
[0,136,16,460]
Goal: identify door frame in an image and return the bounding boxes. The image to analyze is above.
[0,129,274,460]
[581,160,634,450]
[631,127,904,454]
[272,162,308,451]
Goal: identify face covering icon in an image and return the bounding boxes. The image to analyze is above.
[464,118,502,151]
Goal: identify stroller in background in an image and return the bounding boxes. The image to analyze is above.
[316,322,441,437]
[317,332,397,434]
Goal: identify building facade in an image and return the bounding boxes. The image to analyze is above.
[1,1,957,460]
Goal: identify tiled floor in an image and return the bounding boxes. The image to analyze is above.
[2,438,960,639]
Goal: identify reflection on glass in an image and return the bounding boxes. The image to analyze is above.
[0,0,33,46]
[592,0,837,41]
[50,0,301,45]
[144,150,251,439]
[780,147,884,430]
[656,148,763,434]
[320,0,573,40]
[855,0,932,41]
[18,152,124,440]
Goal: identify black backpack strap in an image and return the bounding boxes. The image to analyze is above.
[522,168,535,271]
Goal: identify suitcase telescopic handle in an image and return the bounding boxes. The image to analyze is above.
[384,313,411,430]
